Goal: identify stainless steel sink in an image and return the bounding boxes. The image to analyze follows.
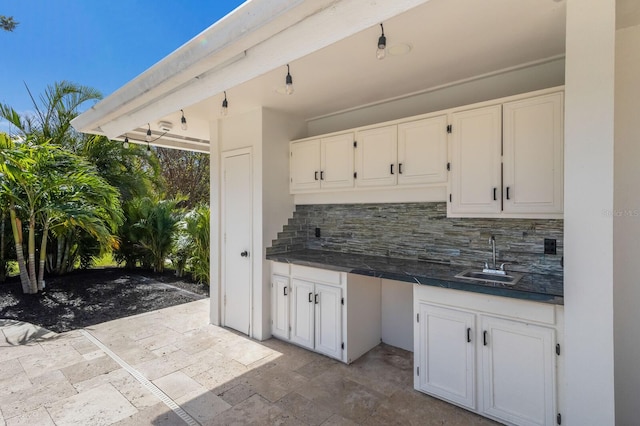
[455,269,523,286]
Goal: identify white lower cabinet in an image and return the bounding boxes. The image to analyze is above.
[414,285,562,426]
[271,262,381,363]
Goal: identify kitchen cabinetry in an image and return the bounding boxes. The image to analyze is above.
[414,285,562,426]
[448,91,564,218]
[354,116,448,188]
[289,133,354,193]
[270,262,381,363]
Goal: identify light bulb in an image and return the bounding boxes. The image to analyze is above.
[145,124,151,142]
[180,110,188,131]
[285,65,294,95]
[221,93,228,116]
[376,24,386,60]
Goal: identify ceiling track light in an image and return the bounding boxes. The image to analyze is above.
[285,64,294,95]
[180,109,188,131]
[145,123,152,142]
[221,91,228,116]
[377,23,387,60]
[123,136,129,149]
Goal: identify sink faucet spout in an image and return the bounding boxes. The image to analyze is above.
[490,235,496,270]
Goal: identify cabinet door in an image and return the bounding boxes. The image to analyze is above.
[271,275,290,340]
[355,125,398,187]
[398,116,448,185]
[290,279,315,350]
[416,303,476,409]
[314,283,343,360]
[503,93,563,214]
[449,105,502,214]
[320,133,354,189]
[480,315,556,426]
[290,140,321,193]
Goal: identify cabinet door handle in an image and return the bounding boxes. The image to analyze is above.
[314,171,319,181]
[506,186,511,200]
[320,171,324,180]
[467,328,471,343]
[314,293,319,304]
[398,163,403,174]
[483,330,488,346]
[390,164,394,175]
[308,292,313,303]
[283,286,288,296]
[493,187,497,201]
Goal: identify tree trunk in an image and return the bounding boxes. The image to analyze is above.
[38,221,49,291]
[27,216,37,293]
[55,236,64,273]
[0,210,6,282]
[9,207,31,293]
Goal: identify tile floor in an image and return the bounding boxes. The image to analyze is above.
[0,299,498,425]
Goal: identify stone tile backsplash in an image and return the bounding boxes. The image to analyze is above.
[267,202,564,276]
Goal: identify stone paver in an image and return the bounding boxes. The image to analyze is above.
[0,298,497,425]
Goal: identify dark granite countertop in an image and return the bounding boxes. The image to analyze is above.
[266,249,564,305]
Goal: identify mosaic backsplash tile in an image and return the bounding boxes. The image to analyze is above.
[267,202,564,276]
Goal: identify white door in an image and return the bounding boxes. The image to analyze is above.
[291,278,315,350]
[480,315,556,426]
[222,151,252,335]
[416,302,476,409]
[314,283,342,360]
[320,133,354,189]
[290,140,320,193]
[271,274,290,340]
[355,125,398,187]
[398,116,448,185]
[503,92,564,214]
[449,105,502,215]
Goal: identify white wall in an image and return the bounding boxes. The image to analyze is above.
[307,57,565,136]
[564,0,616,424]
[614,23,640,425]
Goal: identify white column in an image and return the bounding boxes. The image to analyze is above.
[614,23,640,424]
[564,0,616,424]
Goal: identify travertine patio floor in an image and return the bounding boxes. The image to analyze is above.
[0,299,498,425]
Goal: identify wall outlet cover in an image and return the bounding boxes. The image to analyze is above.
[544,238,557,255]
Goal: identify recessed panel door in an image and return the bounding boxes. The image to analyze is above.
[314,283,342,360]
[271,275,290,340]
[291,278,315,350]
[222,150,252,335]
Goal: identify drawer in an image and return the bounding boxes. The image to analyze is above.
[271,261,290,276]
[291,264,343,286]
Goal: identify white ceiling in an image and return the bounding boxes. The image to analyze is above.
[126,0,566,149]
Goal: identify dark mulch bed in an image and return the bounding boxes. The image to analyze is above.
[0,267,209,333]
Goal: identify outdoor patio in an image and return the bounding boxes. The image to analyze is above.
[0,299,497,425]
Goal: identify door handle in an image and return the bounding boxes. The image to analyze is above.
[398,163,403,174]
[483,330,488,346]
[240,251,249,257]
[320,171,324,180]
[467,327,471,343]
[314,171,319,181]
[314,293,319,304]
[493,187,497,201]
[506,186,511,200]
[283,286,288,296]
[308,292,313,303]
[390,164,394,175]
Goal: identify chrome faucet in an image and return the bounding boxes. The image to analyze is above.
[483,235,506,274]
[490,235,496,270]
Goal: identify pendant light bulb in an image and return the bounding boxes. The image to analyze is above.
[221,91,228,116]
[180,109,188,131]
[285,64,294,95]
[145,123,151,142]
[123,136,129,149]
[376,23,386,60]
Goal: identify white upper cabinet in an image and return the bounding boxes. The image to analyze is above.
[449,105,503,215]
[355,125,398,188]
[398,115,448,186]
[290,139,321,193]
[448,90,564,218]
[320,133,355,190]
[502,92,564,214]
[290,133,354,193]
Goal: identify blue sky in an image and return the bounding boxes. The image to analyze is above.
[0,0,245,132]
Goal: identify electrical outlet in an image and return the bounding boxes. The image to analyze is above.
[315,227,321,238]
[544,238,557,255]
